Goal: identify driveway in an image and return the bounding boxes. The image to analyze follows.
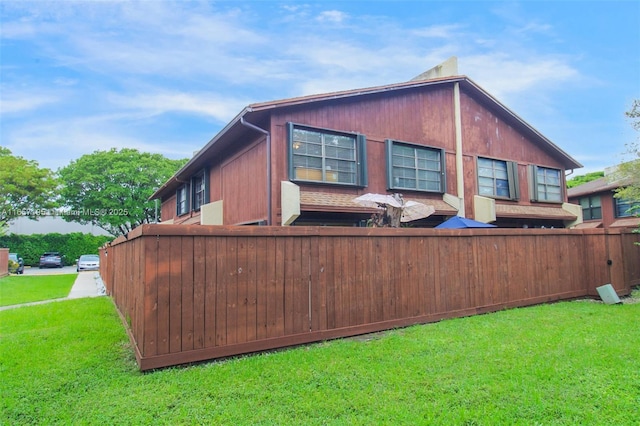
[22,266,78,275]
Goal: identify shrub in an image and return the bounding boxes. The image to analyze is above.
[0,233,113,266]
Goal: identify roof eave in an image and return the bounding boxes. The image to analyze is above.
[150,107,252,200]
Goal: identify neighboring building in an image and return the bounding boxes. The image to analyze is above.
[152,58,583,228]
[568,165,640,229]
[9,216,113,236]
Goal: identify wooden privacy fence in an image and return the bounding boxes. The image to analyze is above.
[100,225,640,371]
[0,248,8,277]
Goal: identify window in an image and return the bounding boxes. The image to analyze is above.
[531,166,562,202]
[477,157,519,200]
[579,196,602,220]
[386,140,445,192]
[191,169,209,211]
[615,197,640,217]
[176,185,189,216]
[288,123,367,186]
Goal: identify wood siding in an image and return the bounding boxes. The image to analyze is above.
[100,225,640,371]
[220,140,268,224]
[0,248,8,277]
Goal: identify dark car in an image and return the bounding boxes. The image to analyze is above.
[39,252,64,268]
[8,253,24,274]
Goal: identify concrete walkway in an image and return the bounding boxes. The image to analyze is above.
[0,271,105,311]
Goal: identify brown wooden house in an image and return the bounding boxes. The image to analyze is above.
[568,166,640,229]
[152,60,583,228]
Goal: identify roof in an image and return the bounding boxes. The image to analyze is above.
[152,74,582,200]
[495,204,577,220]
[567,177,620,198]
[299,191,458,215]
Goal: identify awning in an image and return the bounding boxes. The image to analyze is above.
[299,191,458,215]
[573,221,602,229]
[495,204,577,220]
[610,217,640,228]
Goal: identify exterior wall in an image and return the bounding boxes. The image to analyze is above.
[160,82,575,227]
[569,190,617,228]
[219,140,268,225]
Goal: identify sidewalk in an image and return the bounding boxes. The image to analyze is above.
[0,272,105,311]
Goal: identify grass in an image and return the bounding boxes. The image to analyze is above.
[0,274,77,307]
[1,297,639,425]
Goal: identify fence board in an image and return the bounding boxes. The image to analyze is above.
[100,225,640,370]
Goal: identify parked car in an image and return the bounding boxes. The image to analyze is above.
[76,254,100,272]
[39,252,64,268]
[8,253,24,274]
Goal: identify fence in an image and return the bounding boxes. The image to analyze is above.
[0,248,8,277]
[100,225,640,370]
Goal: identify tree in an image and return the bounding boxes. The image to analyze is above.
[611,99,640,217]
[0,147,58,228]
[566,171,604,188]
[58,148,187,236]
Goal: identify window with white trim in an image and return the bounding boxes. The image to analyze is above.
[477,157,519,200]
[386,140,445,192]
[288,123,367,186]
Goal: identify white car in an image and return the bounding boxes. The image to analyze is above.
[76,254,100,272]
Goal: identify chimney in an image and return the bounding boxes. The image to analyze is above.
[411,56,459,81]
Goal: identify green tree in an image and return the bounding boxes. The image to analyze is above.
[566,171,604,188]
[58,148,187,236]
[0,147,58,228]
[611,100,640,218]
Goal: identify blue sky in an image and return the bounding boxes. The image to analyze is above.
[1,0,639,176]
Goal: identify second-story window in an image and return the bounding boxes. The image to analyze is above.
[477,157,519,200]
[176,185,189,216]
[579,195,602,220]
[191,169,208,211]
[288,123,367,187]
[531,166,562,202]
[615,197,640,217]
[386,140,445,192]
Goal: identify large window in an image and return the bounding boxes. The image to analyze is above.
[288,123,367,186]
[579,196,602,220]
[531,166,562,202]
[176,185,189,216]
[477,157,519,200]
[615,197,640,217]
[386,140,445,192]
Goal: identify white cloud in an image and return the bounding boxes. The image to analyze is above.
[108,91,249,123]
[0,91,60,114]
[412,24,465,39]
[317,10,348,23]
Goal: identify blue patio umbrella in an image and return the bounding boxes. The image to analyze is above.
[435,216,497,229]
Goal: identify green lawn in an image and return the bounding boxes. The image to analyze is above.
[0,274,77,307]
[1,297,638,425]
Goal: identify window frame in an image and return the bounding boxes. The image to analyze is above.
[190,169,209,212]
[176,184,190,216]
[529,165,563,203]
[385,139,446,193]
[476,157,520,201]
[287,122,367,187]
[579,195,602,220]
